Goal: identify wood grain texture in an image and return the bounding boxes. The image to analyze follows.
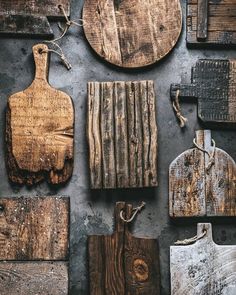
[83,0,182,68]
[0,196,69,260]
[87,81,158,189]
[187,0,236,46]
[0,262,68,295]
[170,59,236,127]
[169,130,236,218]
[6,44,74,185]
[171,223,236,295]
[89,202,160,295]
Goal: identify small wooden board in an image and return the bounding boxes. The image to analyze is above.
[87,81,158,189]
[0,196,69,260]
[89,202,160,295]
[170,223,236,295]
[83,0,182,68]
[170,59,236,127]
[0,0,70,38]
[6,44,74,185]
[169,130,236,218]
[187,0,236,47]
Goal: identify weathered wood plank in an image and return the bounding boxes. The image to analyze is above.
[0,262,68,295]
[0,196,69,260]
[83,0,182,68]
[6,44,74,185]
[197,0,208,40]
[87,81,158,189]
[171,223,236,295]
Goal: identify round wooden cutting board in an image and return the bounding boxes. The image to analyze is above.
[83,0,182,68]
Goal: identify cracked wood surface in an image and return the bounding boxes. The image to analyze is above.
[6,44,74,185]
[83,0,182,68]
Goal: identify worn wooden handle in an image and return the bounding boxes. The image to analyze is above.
[170,84,198,101]
[32,43,49,82]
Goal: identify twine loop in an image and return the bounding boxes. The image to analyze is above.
[193,138,216,172]
[172,89,188,128]
[120,202,146,223]
[174,229,207,245]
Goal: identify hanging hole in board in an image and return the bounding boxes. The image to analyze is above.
[0,204,5,214]
[38,48,43,54]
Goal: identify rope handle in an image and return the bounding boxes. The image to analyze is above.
[120,202,146,223]
[193,138,216,172]
[174,228,207,245]
[172,89,188,128]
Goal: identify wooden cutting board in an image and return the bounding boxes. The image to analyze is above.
[83,0,182,68]
[187,0,236,47]
[87,81,158,189]
[170,59,236,127]
[169,130,236,218]
[6,43,74,185]
[89,202,160,295]
[170,223,236,295]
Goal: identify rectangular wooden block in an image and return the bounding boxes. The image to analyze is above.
[87,81,158,189]
[0,196,69,260]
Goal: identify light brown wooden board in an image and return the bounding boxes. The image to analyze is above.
[169,130,236,217]
[87,81,158,189]
[6,44,74,185]
[89,202,161,295]
[0,196,69,260]
[83,0,182,68]
[0,262,68,295]
[171,223,236,295]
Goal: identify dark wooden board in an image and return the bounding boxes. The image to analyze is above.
[169,130,236,218]
[6,44,74,185]
[171,223,236,294]
[187,0,236,47]
[170,59,236,127]
[0,262,68,295]
[87,81,158,189]
[0,196,69,260]
[89,202,161,295]
[83,0,182,68]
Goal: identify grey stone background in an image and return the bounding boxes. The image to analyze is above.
[0,0,235,294]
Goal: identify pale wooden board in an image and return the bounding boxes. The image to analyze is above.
[171,223,236,295]
[0,196,69,260]
[83,0,182,68]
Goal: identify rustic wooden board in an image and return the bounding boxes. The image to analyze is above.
[89,202,160,295]
[83,0,182,68]
[87,81,158,189]
[0,262,68,295]
[170,223,236,295]
[169,130,236,218]
[6,44,74,185]
[170,59,236,127]
[0,196,69,260]
[187,0,236,46]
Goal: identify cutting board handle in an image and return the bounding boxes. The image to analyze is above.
[197,223,212,242]
[32,43,49,83]
[170,83,198,101]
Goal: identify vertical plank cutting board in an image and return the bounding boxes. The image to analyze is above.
[169,130,236,218]
[89,202,161,295]
[6,43,74,185]
[170,223,236,295]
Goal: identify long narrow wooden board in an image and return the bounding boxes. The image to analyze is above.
[0,196,69,260]
[0,262,68,295]
[169,130,236,217]
[171,223,236,294]
[187,0,236,47]
[82,0,182,68]
[6,44,74,185]
[170,59,236,127]
[87,81,158,189]
[89,202,160,295]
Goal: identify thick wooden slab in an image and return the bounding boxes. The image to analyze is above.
[0,196,69,260]
[6,44,74,185]
[171,223,236,294]
[0,262,68,295]
[170,59,236,127]
[169,130,236,218]
[87,81,158,189]
[83,0,182,68]
[89,202,160,295]
[187,0,236,47]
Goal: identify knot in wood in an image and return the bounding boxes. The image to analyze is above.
[133,258,149,282]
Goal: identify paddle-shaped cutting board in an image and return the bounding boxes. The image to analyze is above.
[6,43,74,185]
[83,0,182,68]
[89,202,160,295]
[169,130,236,218]
[171,223,236,295]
